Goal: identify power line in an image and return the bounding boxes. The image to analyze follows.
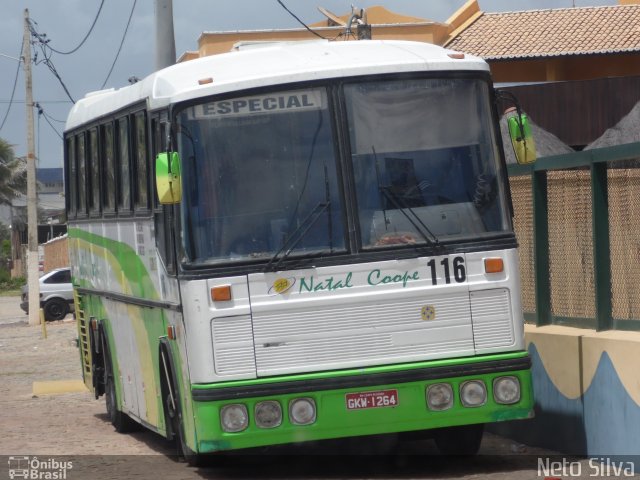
[42,112,66,123]
[0,44,23,133]
[101,0,137,89]
[42,113,64,140]
[35,102,63,140]
[35,0,105,55]
[276,0,327,40]
[28,19,76,104]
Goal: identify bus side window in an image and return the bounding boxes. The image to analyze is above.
[89,127,101,216]
[76,132,87,217]
[134,112,150,212]
[117,116,132,215]
[65,136,76,219]
[101,122,116,214]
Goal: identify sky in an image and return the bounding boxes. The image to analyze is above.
[0,0,617,169]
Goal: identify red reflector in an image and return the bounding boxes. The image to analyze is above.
[447,52,465,59]
[167,325,176,340]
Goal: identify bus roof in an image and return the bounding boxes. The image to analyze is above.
[65,40,488,131]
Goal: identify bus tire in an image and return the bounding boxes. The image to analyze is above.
[102,334,139,433]
[160,344,207,467]
[433,423,484,456]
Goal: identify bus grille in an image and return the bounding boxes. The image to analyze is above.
[470,288,515,350]
[251,291,475,376]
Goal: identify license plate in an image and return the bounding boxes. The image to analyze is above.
[346,389,399,410]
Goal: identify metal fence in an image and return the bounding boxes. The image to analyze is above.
[507,142,640,331]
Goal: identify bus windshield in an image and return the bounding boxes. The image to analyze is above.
[344,78,509,249]
[176,88,346,266]
[176,77,510,266]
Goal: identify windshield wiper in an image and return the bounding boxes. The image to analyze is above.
[379,186,440,247]
[264,201,331,272]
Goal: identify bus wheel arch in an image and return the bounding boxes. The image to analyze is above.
[159,339,204,466]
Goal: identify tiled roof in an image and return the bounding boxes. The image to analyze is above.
[446,5,640,60]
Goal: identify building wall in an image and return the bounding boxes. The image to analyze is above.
[489,53,640,83]
[195,24,448,58]
[42,236,69,273]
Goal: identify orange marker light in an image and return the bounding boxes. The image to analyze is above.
[198,77,214,85]
[167,325,176,340]
[211,285,232,302]
[447,52,465,59]
[484,258,504,274]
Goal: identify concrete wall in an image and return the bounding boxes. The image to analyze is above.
[493,325,640,456]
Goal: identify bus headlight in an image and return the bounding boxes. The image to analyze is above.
[255,401,282,428]
[493,376,521,404]
[426,383,454,411]
[460,380,487,407]
[220,404,248,432]
[289,398,316,425]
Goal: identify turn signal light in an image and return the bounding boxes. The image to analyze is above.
[211,285,232,302]
[484,258,504,274]
[167,325,176,340]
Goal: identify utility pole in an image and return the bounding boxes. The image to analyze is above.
[154,0,176,71]
[24,9,40,326]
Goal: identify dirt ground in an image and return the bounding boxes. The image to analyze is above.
[0,295,628,480]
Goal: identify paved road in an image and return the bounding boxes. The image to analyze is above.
[1,299,634,480]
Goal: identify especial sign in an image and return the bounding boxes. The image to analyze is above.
[189,89,326,119]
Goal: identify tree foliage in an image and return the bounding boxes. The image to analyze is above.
[0,138,27,205]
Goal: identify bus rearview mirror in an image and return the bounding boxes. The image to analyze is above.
[506,109,537,165]
[156,152,182,204]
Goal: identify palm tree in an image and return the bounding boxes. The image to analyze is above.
[0,138,26,205]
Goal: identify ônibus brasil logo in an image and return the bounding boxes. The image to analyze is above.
[7,456,73,479]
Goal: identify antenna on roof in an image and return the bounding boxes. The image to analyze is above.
[347,6,371,40]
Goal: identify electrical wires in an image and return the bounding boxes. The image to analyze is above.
[0,45,23,133]
[40,0,105,55]
[276,0,327,39]
[35,103,63,140]
[101,0,137,89]
[28,18,76,104]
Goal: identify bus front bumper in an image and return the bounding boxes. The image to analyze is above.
[189,352,534,453]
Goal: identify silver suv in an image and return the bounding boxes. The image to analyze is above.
[20,267,75,321]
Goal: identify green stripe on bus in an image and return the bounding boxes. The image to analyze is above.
[68,227,158,300]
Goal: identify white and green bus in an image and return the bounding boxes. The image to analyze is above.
[65,40,534,461]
